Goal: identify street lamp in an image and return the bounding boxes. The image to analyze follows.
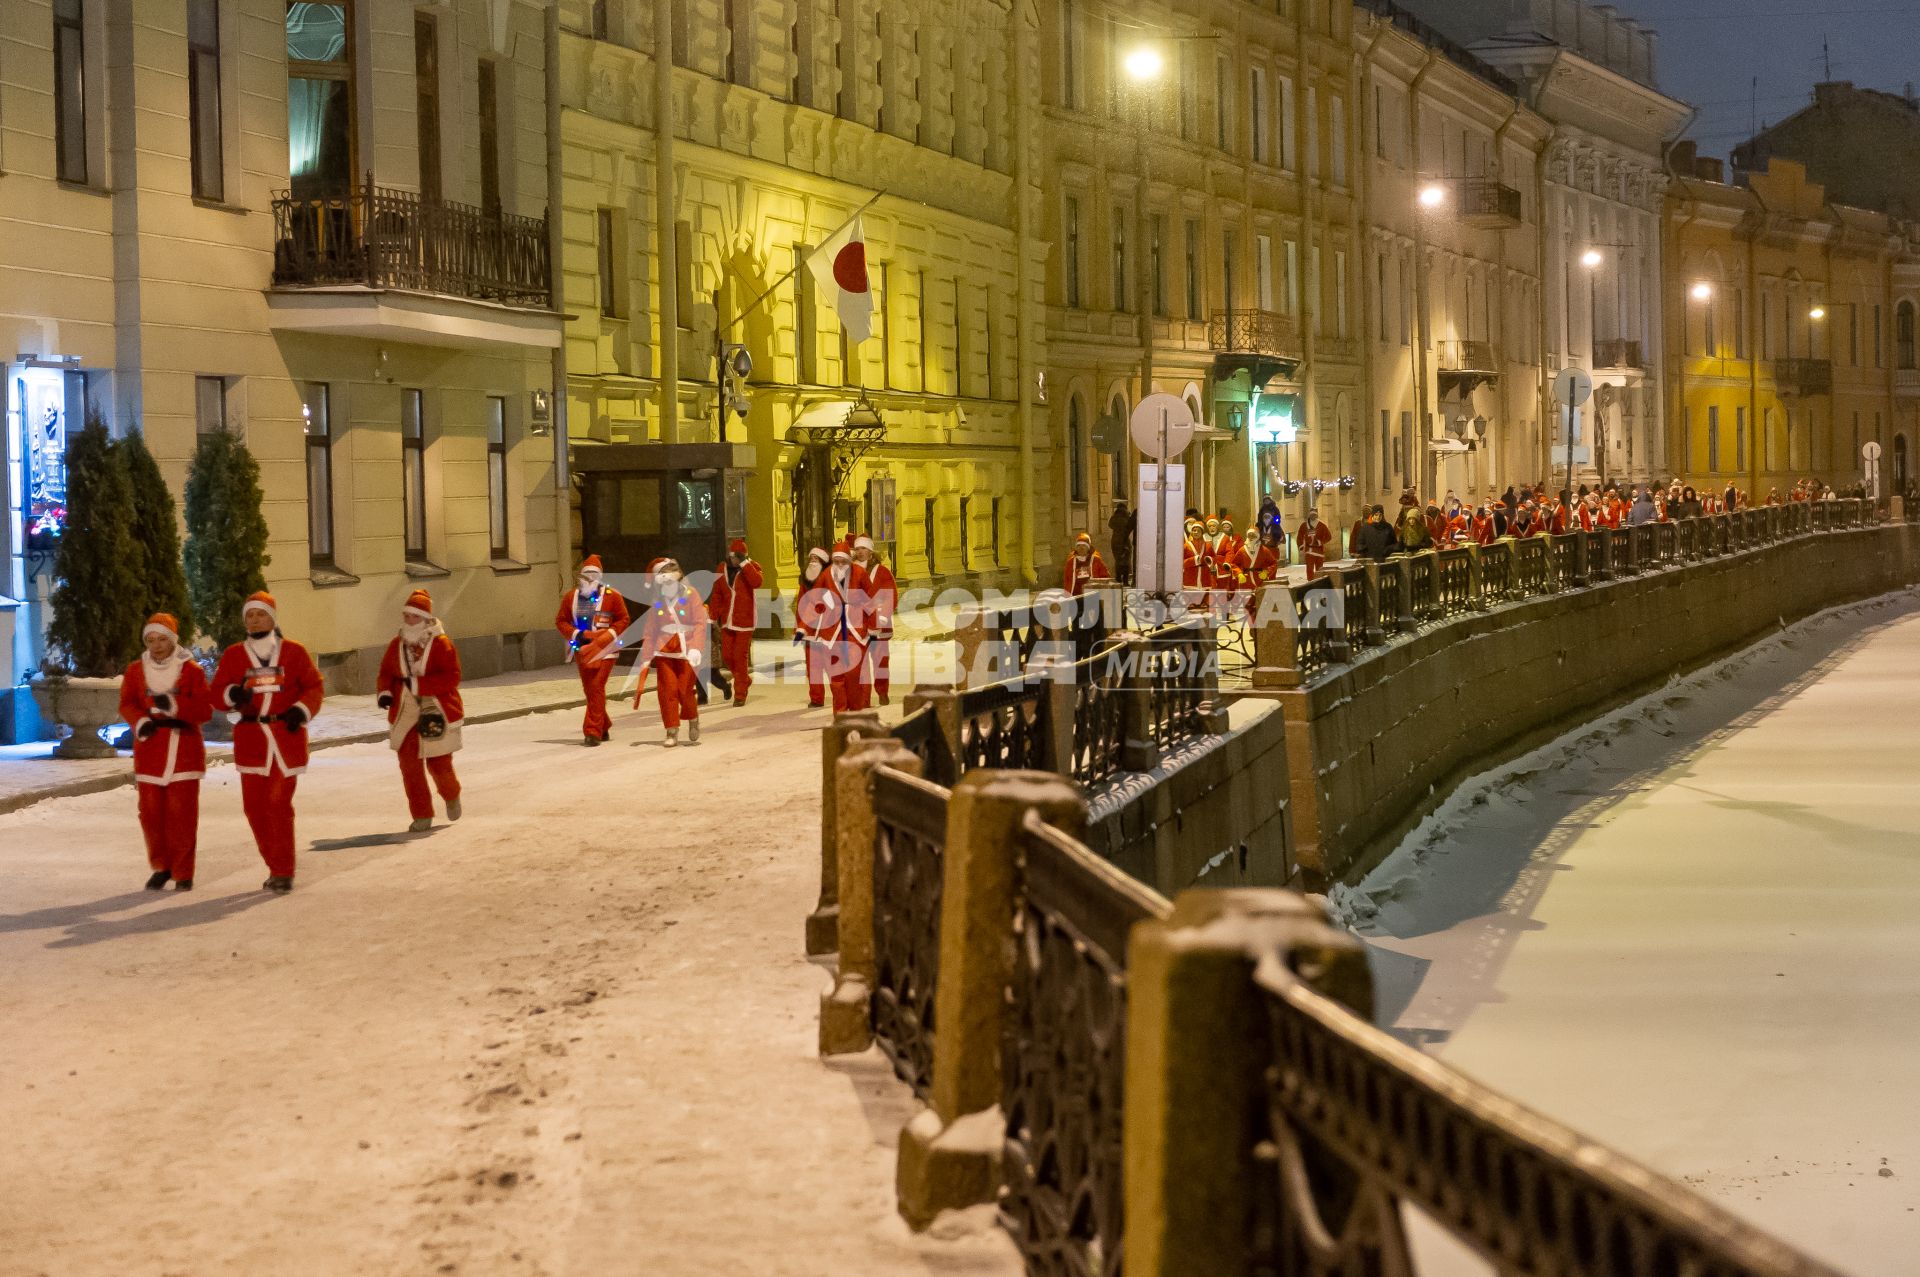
[1123,46,1163,81]
[1417,183,1447,210]
[1690,281,1714,303]
[1581,249,1604,270]
[1809,305,1827,321]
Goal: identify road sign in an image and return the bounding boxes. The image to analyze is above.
[1863,441,1883,462]
[1091,412,1126,455]
[1552,367,1594,407]
[1135,464,1186,595]
[1129,393,1196,460]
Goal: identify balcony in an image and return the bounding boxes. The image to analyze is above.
[267,176,560,350]
[1592,338,1646,372]
[1897,367,1920,398]
[1772,357,1833,398]
[1450,178,1524,230]
[1208,309,1302,384]
[1436,339,1500,396]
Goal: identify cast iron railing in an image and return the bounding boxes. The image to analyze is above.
[271,174,552,308]
[870,767,949,1098]
[958,676,1050,773]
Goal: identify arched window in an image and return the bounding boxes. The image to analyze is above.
[1068,397,1087,503]
[1898,301,1916,370]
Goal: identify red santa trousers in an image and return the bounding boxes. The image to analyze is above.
[397,732,461,821]
[577,657,614,737]
[805,641,827,707]
[1303,554,1326,581]
[721,630,753,702]
[826,638,870,714]
[868,638,892,700]
[240,772,299,878]
[653,659,700,730]
[137,781,200,881]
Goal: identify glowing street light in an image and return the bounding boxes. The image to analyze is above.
[1123,46,1163,81]
[1580,249,1604,270]
[1690,282,1714,303]
[1417,183,1447,210]
[1809,305,1828,321]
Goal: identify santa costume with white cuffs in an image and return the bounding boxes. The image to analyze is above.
[119,612,213,890]
[706,538,762,706]
[632,557,709,744]
[852,535,897,704]
[796,542,870,715]
[794,547,832,708]
[555,554,630,744]
[377,588,464,826]
[211,590,325,888]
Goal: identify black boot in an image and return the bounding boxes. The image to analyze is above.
[584,735,601,747]
[262,876,294,893]
[145,870,171,891]
[173,879,193,891]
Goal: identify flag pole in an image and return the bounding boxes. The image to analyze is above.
[723,190,885,337]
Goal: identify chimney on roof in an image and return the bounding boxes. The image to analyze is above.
[1814,81,1852,109]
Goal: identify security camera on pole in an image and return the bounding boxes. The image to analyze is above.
[1130,393,1196,600]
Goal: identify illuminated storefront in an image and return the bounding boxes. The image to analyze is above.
[2,359,86,741]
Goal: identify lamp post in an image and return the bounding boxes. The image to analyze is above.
[1580,249,1604,489]
[1123,45,1162,522]
[1413,182,1445,499]
[1685,280,1712,492]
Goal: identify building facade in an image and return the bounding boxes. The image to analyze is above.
[1,0,569,739]
[556,0,1051,597]
[1732,81,1920,223]
[1405,0,1689,493]
[1664,154,1920,499]
[1354,2,1552,508]
[1042,0,1365,562]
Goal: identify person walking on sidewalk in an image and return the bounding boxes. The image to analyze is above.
[377,590,464,833]
[212,592,324,894]
[797,542,871,714]
[633,558,709,747]
[795,546,832,708]
[557,555,629,746]
[707,538,761,707]
[852,535,898,704]
[1295,509,1333,581]
[1063,531,1107,597]
[119,613,212,892]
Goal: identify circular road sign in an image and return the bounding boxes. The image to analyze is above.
[1552,367,1594,408]
[1864,441,1883,462]
[1129,393,1197,460]
[1091,412,1126,455]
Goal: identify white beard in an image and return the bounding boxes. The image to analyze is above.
[830,565,850,588]
[577,577,601,597]
[401,620,432,647]
[142,651,184,697]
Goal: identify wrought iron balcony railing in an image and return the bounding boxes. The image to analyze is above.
[1451,177,1524,228]
[271,174,552,309]
[1436,339,1499,374]
[1895,367,1920,397]
[1593,338,1645,370]
[1207,309,1302,359]
[1772,357,1833,397]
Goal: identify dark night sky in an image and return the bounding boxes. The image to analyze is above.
[1622,1,1920,155]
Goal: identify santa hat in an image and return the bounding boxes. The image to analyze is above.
[728,538,749,556]
[142,613,179,643]
[853,535,875,552]
[1220,518,1234,531]
[402,589,434,620]
[243,590,278,625]
[830,541,852,561]
[1074,532,1093,546]
[648,556,680,575]
[578,555,604,577]
[806,546,830,567]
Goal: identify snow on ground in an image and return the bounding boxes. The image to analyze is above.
[0,675,1017,1277]
[1344,587,1920,1276]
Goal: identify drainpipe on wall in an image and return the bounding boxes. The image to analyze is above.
[1355,22,1388,509]
[1666,192,1700,482]
[1297,0,1318,522]
[1493,101,1519,495]
[545,4,572,579]
[1012,2,1039,587]
[1409,53,1436,497]
[1536,130,1557,488]
[654,0,681,444]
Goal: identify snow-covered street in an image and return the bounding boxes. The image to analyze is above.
[1348,589,1920,1276]
[0,679,1016,1276]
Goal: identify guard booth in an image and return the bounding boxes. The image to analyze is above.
[573,442,754,581]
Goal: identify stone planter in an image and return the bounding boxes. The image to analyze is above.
[29,674,126,759]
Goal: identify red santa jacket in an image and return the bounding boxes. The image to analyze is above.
[707,560,764,632]
[212,635,325,776]
[1296,520,1333,561]
[1182,536,1203,588]
[635,586,711,665]
[1064,550,1107,596]
[119,656,213,785]
[1248,542,1282,585]
[797,564,870,645]
[556,585,630,664]
[378,633,464,725]
[863,561,899,639]
[1470,515,1496,546]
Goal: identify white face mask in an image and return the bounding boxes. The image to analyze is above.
[578,575,601,595]
[658,571,683,590]
[401,618,431,645]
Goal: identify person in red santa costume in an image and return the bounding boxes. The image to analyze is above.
[794,546,832,708]
[707,538,761,707]
[555,555,629,745]
[797,542,871,714]
[1063,532,1107,596]
[852,535,898,704]
[1295,508,1334,581]
[120,613,212,892]
[1180,518,1205,603]
[377,589,464,832]
[633,557,710,747]
[212,592,324,893]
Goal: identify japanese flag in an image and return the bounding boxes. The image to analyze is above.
[809,215,875,345]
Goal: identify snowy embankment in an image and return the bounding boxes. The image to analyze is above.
[1336,585,1920,1277]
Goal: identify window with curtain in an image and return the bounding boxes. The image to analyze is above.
[488,397,510,560]
[415,13,441,200]
[303,383,335,566]
[478,60,501,212]
[54,0,88,184]
[287,2,352,197]
[195,377,227,435]
[403,389,427,560]
[189,0,223,200]
[1898,301,1916,370]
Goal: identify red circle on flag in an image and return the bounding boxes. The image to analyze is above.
[832,242,869,293]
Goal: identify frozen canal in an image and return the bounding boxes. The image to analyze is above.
[1346,589,1920,1276]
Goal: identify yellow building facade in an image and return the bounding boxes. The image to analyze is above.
[556,0,1052,595]
[1664,156,1918,499]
